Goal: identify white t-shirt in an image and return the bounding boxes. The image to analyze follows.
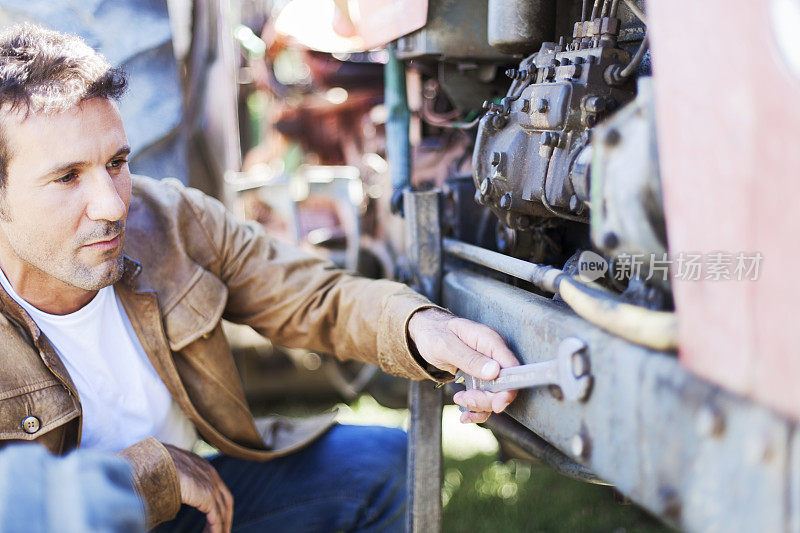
[0,269,197,453]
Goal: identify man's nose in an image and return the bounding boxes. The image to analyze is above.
[85,170,126,222]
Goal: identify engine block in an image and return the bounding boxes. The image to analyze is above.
[473,24,637,237]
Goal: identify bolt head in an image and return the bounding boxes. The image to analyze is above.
[602,231,619,249]
[604,128,622,146]
[537,99,549,113]
[500,193,513,210]
[569,195,580,211]
[571,433,590,458]
[695,405,725,438]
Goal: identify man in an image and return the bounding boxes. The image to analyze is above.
[0,24,518,531]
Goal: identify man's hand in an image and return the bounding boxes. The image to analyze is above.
[164,444,233,533]
[408,308,519,424]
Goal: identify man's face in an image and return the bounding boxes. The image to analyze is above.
[0,97,131,293]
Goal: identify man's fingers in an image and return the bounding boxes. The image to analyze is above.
[446,341,500,380]
[491,390,517,413]
[448,319,519,369]
[459,410,490,424]
[453,390,494,413]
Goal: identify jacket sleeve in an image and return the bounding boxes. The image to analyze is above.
[168,180,447,381]
[118,437,181,529]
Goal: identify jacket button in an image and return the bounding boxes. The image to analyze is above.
[21,416,40,434]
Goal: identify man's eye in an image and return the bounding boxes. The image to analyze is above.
[108,158,128,169]
[55,172,78,184]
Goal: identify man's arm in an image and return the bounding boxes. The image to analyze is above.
[165,178,519,420]
[119,438,233,532]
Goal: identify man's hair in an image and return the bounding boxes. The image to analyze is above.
[0,23,127,187]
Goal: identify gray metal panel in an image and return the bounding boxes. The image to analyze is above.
[443,268,796,531]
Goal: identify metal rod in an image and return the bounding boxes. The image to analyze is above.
[480,413,608,485]
[622,0,646,23]
[610,0,620,17]
[590,0,602,19]
[384,43,410,215]
[600,0,611,17]
[619,33,649,78]
[442,238,561,293]
[581,0,589,22]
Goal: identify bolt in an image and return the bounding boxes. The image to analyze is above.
[537,99,549,113]
[540,131,560,148]
[480,178,493,197]
[695,404,725,438]
[584,95,606,113]
[602,231,619,249]
[604,128,621,146]
[521,99,531,113]
[500,193,513,210]
[543,66,556,80]
[551,59,560,67]
[549,385,564,400]
[505,68,529,81]
[569,64,583,79]
[491,115,508,129]
[571,433,590,458]
[659,486,682,522]
[571,351,589,377]
[574,56,585,64]
[746,434,774,465]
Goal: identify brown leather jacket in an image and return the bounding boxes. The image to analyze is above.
[0,176,441,527]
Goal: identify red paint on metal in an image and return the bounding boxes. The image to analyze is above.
[648,0,800,419]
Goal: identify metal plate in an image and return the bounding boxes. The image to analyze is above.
[443,268,797,530]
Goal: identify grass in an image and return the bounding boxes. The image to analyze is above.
[337,396,667,533]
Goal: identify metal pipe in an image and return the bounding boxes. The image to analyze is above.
[600,0,611,17]
[619,33,649,78]
[480,413,609,485]
[442,238,679,351]
[610,0,620,17]
[581,0,589,22]
[590,0,602,19]
[384,43,411,215]
[622,0,646,23]
[443,238,562,293]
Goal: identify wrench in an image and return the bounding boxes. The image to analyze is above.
[455,337,592,401]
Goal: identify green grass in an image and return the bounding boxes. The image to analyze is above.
[442,454,665,532]
[338,396,667,533]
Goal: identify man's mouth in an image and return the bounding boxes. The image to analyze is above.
[83,234,121,251]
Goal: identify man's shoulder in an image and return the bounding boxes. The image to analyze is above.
[124,176,223,288]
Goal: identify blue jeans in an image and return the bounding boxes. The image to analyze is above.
[155,425,407,532]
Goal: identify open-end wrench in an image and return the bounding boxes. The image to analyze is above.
[455,337,593,401]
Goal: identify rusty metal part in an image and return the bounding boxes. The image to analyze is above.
[403,190,444,533]
[395,0,510,61]
[591,77,669,291]
[472,34,635,230]
[443,268,800,531]
[487,0,556,54]
[456,337,593,401]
